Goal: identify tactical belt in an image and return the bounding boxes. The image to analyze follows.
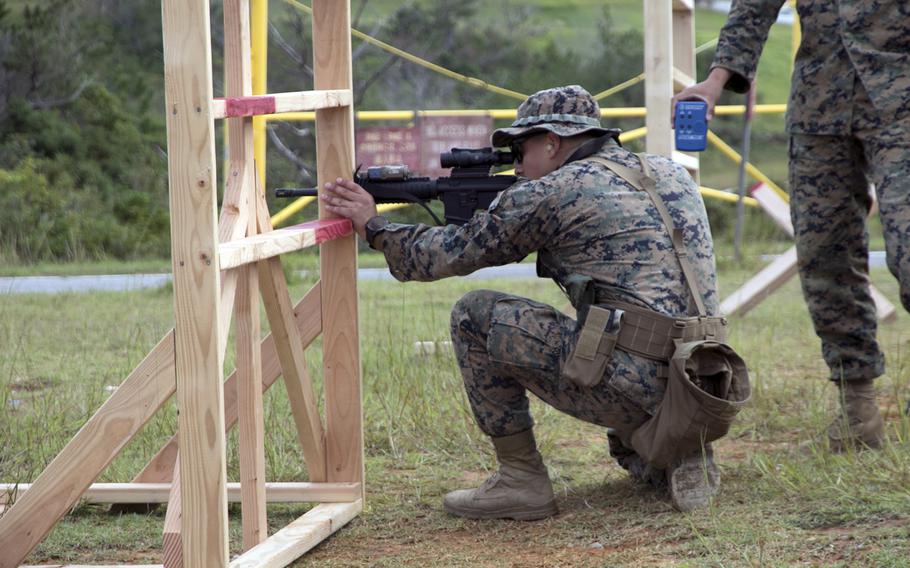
[601,301,727,362]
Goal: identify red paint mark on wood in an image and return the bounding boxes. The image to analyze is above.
[219,96,277,118]
[290,219,353,244]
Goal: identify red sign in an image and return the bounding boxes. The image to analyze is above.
[355,127,420,171]
[418,116,492,177]
[354,117,493,177]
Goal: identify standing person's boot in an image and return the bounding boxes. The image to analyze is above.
[667,445,720,512]
[827,379,885,452]
[443,429,558,521]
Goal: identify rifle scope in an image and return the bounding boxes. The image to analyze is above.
[440,147,514,169]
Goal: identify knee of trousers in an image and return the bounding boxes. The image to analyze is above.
[449,289,508,349]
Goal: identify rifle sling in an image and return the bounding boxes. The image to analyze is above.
[584,155,708,317]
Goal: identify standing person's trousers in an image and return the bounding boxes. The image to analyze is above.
[789,89,910,382]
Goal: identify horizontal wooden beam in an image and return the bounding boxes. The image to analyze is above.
[672,151,699,171]
[219,219,352,270]
[1,482,361,504]
[212,89,352,119]
[673,67,695,91]
[229,500,362,568]
[720,247,799,316]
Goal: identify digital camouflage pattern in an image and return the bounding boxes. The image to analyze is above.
[374,139,719,435]
[790,111,910,381]
[490,84,620,148]
[712,0,910,135]
[713,1,910,382]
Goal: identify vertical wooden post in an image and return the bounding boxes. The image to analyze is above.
[162,0,229,564]
[224,0,267,549]
[644,0,674,157]
[672,0,698,180]
[312,0,364,492]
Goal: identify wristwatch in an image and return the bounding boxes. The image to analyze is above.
[364,215,390,250]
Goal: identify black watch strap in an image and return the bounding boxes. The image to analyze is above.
[364,215,390,249]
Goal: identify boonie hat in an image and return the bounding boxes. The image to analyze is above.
[491,85,620,148]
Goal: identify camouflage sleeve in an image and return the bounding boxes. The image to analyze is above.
[710,0,787,93]
[373,179,562,282]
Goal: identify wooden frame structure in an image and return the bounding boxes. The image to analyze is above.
[0,0,363,566]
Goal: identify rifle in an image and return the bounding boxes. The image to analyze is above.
[275,147,517,226]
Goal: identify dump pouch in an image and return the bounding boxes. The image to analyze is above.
[630,340,751,469]
[562,305,623,387]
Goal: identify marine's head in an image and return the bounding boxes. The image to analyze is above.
[492,85,620,179]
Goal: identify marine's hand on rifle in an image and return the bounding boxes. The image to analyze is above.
[321,178,378,240]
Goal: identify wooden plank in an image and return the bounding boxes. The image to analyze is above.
[219,219,352,270]
[224,0,267,548]
[671,151,699,171]
[721,247,799,316]
[162,0,229,563]
[255,196,328,483]
[162,457,182,568]
[237,262,267,549]
[672,67,695,91]
[0,333,176,568]
[229,500,363,568]
[1,482,361,504]
[644,0,674,156]
[313,0,363,491]
[751,182,794,236]
[750,182,897,321]
[128,282,323,485]
[212,89,352,119]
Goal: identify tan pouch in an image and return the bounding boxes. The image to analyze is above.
[630,340,751,469]
[562,306,623,387]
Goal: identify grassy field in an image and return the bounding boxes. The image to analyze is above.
[1,248,909,566]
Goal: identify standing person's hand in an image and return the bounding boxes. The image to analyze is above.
[671,67,732,124]
[320,178,378,240]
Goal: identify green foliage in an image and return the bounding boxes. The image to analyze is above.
[0,86,169,261]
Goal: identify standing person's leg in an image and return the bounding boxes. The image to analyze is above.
[788,133,885,449]
[859,112,910,417]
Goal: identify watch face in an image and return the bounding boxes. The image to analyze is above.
[368,216,388,231]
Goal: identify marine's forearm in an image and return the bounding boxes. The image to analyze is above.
[711,0,786,92]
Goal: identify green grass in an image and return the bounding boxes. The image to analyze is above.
[1,255,908,566]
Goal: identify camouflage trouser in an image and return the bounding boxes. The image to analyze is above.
[449,289,663,438]
[789,85,910,382]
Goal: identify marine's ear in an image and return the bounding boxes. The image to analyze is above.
[545,132,561,157]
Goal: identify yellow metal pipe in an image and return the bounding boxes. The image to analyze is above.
[266,104,786,123]
[619,126,648,143]
[252,0,268,190]
[700,186,758,208]
[270,196,316,227]
[707,130,789,202]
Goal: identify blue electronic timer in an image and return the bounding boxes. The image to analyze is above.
[674,100,708,152]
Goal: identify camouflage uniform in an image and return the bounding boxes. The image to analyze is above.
[712,1,910,381]
[373,88,718,438]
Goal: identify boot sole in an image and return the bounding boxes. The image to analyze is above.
[443,500,558,521]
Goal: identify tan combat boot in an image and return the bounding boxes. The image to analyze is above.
[667,445,720,513]
[443,429,558,521]
[827,379,885,452]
